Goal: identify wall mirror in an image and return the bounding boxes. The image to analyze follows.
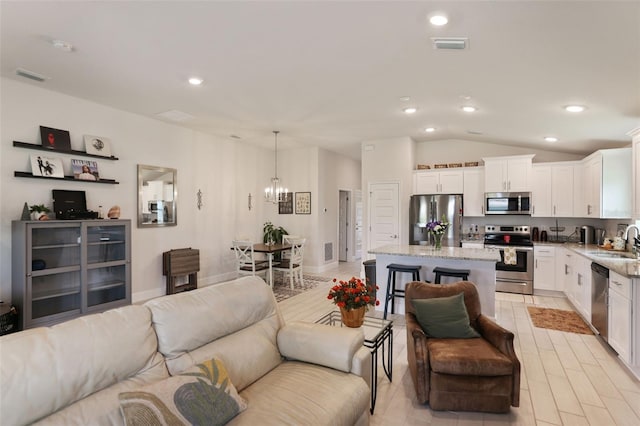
[138,164,177,227]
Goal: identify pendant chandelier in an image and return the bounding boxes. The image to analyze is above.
[264,130,288,203]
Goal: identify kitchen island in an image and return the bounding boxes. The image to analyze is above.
[368,244,500,318]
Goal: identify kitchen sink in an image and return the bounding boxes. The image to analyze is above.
[586,250,634,259]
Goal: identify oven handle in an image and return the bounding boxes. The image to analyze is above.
[484,245,534,252]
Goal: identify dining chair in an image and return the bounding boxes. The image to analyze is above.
[274,237,305,289]
[232,240,269,282]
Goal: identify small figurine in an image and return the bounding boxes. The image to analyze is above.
[107,205,120,219]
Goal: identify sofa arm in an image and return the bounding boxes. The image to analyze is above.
[477,314,521,406]
[277,321,364,373]
[405,312,430,404]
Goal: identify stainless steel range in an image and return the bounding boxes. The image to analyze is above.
[484,225,534,295]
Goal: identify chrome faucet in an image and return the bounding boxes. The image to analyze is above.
[623,224,640,258]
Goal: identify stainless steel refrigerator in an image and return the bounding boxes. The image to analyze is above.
[409,194,463,247]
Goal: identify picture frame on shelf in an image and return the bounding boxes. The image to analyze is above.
[30,154,64,178]
[295,192,311,215]
[71,159,100,181]
[278,192,293,214]
[83,134,112,157]
[39,126,71,152]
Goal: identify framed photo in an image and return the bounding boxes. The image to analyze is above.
[278,192,293,214]
[30,154,64,178]
[71,159,100,181]
[84,134,112,157]
[40,126,71,152]
[295,192,311,214]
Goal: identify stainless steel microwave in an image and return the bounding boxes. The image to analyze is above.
[485,192,531,215]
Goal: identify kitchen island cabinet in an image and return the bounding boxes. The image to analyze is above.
[368,244,499,318]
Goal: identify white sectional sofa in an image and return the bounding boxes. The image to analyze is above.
[0,276,371,425]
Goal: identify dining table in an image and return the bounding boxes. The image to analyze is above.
[251,243,292,287]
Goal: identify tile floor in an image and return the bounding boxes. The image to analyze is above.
[278,261,640,426]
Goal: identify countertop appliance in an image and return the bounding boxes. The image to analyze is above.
[409,194,463,247]
[484,225,533,295]
[591,262,609,341]
[581,225,595,245]
[484,192,531,215]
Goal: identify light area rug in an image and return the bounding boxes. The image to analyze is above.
[526,306,593,335]
[271,274,333,302]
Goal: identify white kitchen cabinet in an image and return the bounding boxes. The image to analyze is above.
[463,168,484,216]
[561,249,575,300]
[531,163,576,217]
[582,148,632,218]
[413,169,463,194]
[483,155,534,192]
[534,245,556,290]
[608,270,632,363]
[531,165,552,217]
[572,254,592,321]
[630,127,640,220]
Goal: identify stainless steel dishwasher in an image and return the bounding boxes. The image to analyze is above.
[591,262,609,341]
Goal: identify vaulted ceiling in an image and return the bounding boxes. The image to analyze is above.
[2,1,639,160]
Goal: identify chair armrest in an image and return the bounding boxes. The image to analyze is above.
[477,314,521,406]
[405,312,430,404]
[277,321,365,374]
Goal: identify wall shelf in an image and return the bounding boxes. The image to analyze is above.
[13,141,119,160]
[13,171,119,184]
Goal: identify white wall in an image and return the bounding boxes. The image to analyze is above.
[0,78,273,303]
[415,139,584,166]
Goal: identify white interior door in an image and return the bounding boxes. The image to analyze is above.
[369,182,400,250]
[354,190,363,259]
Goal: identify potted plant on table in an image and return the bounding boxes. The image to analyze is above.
[263,221,288,261]
[327,277,379,328]
[29,204,51,221]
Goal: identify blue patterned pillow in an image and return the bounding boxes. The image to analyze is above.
[119,358,247,426]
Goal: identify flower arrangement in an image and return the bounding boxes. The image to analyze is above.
[426,215,449,248]
[426,214,449,235]
[327,277,379,311]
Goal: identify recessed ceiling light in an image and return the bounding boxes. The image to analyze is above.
[188,77,203,86]
[564,105,586,113]
[403,107,418,114]
[429,14,448,26]
[544,136,558,143]
[399,96,411,102]
[425,127,436,133]
[461,106,477,113]
[51,39,74,52]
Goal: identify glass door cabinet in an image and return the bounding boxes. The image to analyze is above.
[12,220,131,329]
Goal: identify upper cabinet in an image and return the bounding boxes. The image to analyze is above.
[582,148,632,219]
[463,168,485,216]
[413,169,463,194]
[531,163,576,217]
[630,127,640,220]
[483,155,534,192]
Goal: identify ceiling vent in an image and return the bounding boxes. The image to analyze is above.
[16,68,48,82]
[156,109,195,122]
[431,37,468,50]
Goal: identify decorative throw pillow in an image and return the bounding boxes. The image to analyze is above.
[119,358,247,426]
[412,292,480,338]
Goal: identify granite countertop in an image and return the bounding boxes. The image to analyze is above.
[564,243,640,278]
[368,244,501,262]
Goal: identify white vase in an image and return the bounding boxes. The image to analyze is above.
[30,212,45,221]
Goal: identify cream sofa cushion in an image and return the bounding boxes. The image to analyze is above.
[230,361,370,426]
[0,305,164,426]
[145,276,284,390]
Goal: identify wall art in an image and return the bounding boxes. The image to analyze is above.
[30,154,64,178]
[40,126,71,152]
[84,134,112,157]
[295,192,311,214]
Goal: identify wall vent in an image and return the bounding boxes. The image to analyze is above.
[431,37,468,50]
[16,68,48,82]
[324,243,333,261]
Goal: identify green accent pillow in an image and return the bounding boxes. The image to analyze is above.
[119,358,247,426]
[412,292,480,338]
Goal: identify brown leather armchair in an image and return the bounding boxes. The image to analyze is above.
[405,281,520,413]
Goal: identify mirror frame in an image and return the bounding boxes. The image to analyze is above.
[137,164,178,228]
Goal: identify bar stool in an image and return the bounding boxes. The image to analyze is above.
[433,267,470,284]
[384,264,421,319]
